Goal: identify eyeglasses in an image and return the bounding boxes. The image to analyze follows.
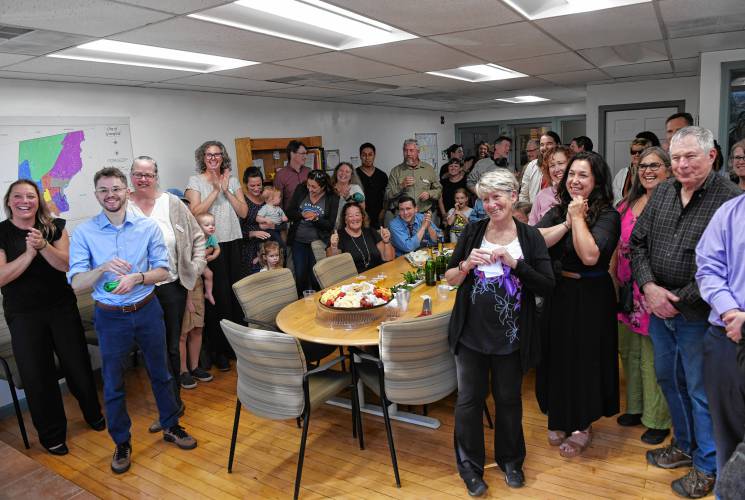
[205,152,223,159]
[132,172,156,179]
[630,150,644,156]
[638,162,663,171]
[95,186,126,195]
[733,155,745,162]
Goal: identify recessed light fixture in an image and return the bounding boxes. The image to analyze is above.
[495,95,550,103]
[189,0,416,51]
[48,40,257,73]
[427,64,527,83]
[502,0,650,20]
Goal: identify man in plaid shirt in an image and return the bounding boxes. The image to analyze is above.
[630,126,741,499]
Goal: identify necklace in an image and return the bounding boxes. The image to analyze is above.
[348,229,371,269]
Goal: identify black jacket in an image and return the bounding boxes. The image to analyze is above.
[286,184,339,246]
[447,217,555,373]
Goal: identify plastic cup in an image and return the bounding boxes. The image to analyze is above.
[303,290,315,302]
[437,284,449,300]
[395,289,410,313]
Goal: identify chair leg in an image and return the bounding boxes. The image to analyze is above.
[338,346,346,372]
[483,403,494,429]
[294,410,311,500]
[377,369,400,487]
[296,417,302,429]
[349,361,364,450]
[422,404,428,416]
[0,359,29,449]
[228,398,241,473]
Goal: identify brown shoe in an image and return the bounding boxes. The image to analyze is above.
[671,468,715,498]
[646,442,692,469]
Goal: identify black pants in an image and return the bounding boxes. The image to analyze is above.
[7,304,102,449]
[454,345,525,479]
[155,280,187,405]
[703,326,745,473]
[204,239,246,359]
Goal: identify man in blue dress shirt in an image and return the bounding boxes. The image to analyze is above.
[389,195,442,256]
[69,167,197,474]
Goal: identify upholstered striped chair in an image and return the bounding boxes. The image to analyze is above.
[312,252,358,289]
[231,269,337,365]
[221,320,361,500]
[352,311,456,487]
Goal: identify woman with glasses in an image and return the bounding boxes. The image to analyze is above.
[528,146,572,225]
[613,138,650,205]
[184,141,248,372]
[0,180,103,455]
[612,146,672,444]
[287,169,339,296]
[729,139,745,190]
[129,157,208,414]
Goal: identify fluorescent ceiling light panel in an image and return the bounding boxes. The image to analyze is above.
[495,95,550,103]
[503,0,650,20]
[48,40,257,72]
[427,64,527,83]
[189,0,416,50]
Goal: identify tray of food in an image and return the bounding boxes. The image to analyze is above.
[319,282,393,310]
[405,249,430,268]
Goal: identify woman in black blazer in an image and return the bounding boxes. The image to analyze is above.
[445,170,554,495]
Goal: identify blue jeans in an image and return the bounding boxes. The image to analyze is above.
[94,297,180,445]
[291,241,318,297]
[648,315,716,475]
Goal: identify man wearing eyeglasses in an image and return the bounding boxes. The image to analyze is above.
[68,167,197,475]
[274,140,310,212]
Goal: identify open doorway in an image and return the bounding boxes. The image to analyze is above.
[513,123,551,167]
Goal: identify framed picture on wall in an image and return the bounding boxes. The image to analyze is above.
[324,149,340,173]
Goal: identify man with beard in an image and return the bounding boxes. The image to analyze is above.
[69,167,197,475]
[385,138,441,215]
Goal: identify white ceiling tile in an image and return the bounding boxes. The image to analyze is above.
[158,74,298,91]
[603,60,672,78]
[2,57,197,82]
[111,17,329,62]
[430,23,566,62]
[116,0,233,15]
[259,86,367,97]
[142,82,248,94]
[0,0,173,37]
[535,4,661,50]
[669,31,745,59]
[347,38,482,72]
[214,64,310,80]
[0,53,33,67]
[659,0,745,38]
[278,53,412,79]
[578,41,668,68]
[672,57,699,73]
[323,0,522,36]
[539,69,611,85]
[0,30,92,56]
[0,69,148,86]
[501,52,594,75]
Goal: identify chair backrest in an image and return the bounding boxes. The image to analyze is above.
[379,311,456,405]
[220,319,307,420]
[232,268,297,327]
[313,252,358,289]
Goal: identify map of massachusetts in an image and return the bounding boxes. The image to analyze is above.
[18,130,85,214]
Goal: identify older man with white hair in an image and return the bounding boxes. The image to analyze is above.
[630,126,741,499]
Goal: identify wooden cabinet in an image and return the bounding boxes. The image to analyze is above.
[234,136,323,187]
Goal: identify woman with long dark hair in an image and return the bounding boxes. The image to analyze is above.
[0,180,103,454]
[536,151,621,458]
[240,166,274,274]
[185,140,248,372]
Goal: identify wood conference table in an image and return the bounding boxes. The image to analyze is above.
[276,250,456,429]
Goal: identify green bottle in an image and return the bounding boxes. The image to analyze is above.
[103,280,120,292]
[424,259,437,287]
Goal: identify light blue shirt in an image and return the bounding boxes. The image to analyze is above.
[469,198,487,224]
[68,208,169,305]
[389,212,442,256]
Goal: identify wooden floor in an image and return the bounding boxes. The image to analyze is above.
[0,364,697,499]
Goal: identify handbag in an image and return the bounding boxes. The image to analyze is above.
[617,281,634,314]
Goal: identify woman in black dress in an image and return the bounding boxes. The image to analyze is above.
[536,151,621,458]
[446,170,554,495]
[240,166,274,274]
[326,202,394,273]
[0,180,103,455]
